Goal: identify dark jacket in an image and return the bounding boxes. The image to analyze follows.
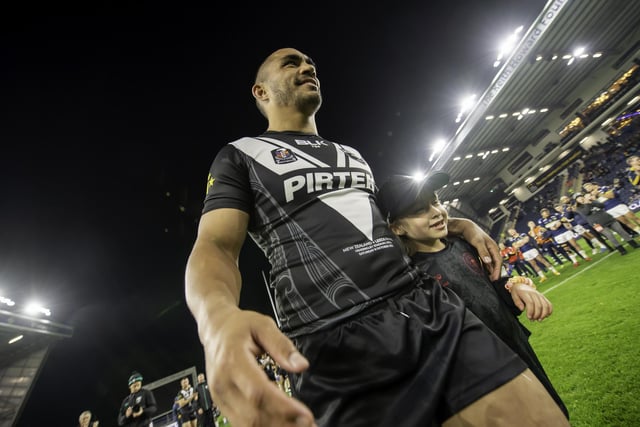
[117,388,157,427]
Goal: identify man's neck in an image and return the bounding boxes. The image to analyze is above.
[267,111,318,134]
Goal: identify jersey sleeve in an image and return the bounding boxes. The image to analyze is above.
[202,144,254,215]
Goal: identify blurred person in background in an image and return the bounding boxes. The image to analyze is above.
[117,372,157,427]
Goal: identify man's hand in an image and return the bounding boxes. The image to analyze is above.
[448,217,501,280]
[204,308,317,427]
[125,407,133,418]
[132,407,143,418]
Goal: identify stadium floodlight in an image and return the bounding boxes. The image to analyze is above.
[567,48,585,66]
[494,26,524,68]
[25,302,51,317]
[456,94,477,123]
[428,138,447,162]
[8,335,23,345]
[0,296,15,307]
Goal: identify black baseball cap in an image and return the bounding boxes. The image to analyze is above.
[376,171,450,222]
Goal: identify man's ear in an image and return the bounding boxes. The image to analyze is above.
[252,83,268,101]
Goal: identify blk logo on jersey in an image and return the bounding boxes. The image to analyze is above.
[272,148,298,164]
[294,139,328,147]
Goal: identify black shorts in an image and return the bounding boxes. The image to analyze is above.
[291,283,526,426]
[179,409,197,421]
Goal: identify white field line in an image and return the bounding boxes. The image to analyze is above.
[542,252,617,294]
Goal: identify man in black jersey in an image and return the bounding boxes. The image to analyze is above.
[185,47,570,426]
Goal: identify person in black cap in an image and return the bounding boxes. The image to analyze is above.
[376,171,569,419]
[117,371,158,427]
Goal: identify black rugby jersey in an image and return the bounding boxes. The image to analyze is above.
[411,237,525,344]
[203,131,419,336]
[410,237,569,418]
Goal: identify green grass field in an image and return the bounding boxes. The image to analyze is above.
[524,240,640,426]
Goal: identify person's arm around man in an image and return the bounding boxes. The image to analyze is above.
[185,208,316,427]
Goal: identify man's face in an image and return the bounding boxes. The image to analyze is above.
[629,156,640,169]
[197,374,205,384]
[181,378,190,389]
[129,381,142,394]
[258,48,322,116]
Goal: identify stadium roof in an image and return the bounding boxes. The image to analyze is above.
[428,0,640,217]
[0,309,73,367]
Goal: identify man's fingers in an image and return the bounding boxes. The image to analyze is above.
[204,311,316,427]
[254,319,310,374]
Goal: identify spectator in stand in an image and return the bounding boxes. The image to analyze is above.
[538,208,591,266]
[505,228,561,283]
[627,155,640,187]
[573,193,639,255]
[527,220,572,265]
[583,182,640,235]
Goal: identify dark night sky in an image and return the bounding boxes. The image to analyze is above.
[0,1,547,425]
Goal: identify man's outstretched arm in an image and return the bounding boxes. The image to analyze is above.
[185,208,316,427]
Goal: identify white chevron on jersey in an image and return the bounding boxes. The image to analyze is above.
[231,137,326,175]
[319,188,374,241]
